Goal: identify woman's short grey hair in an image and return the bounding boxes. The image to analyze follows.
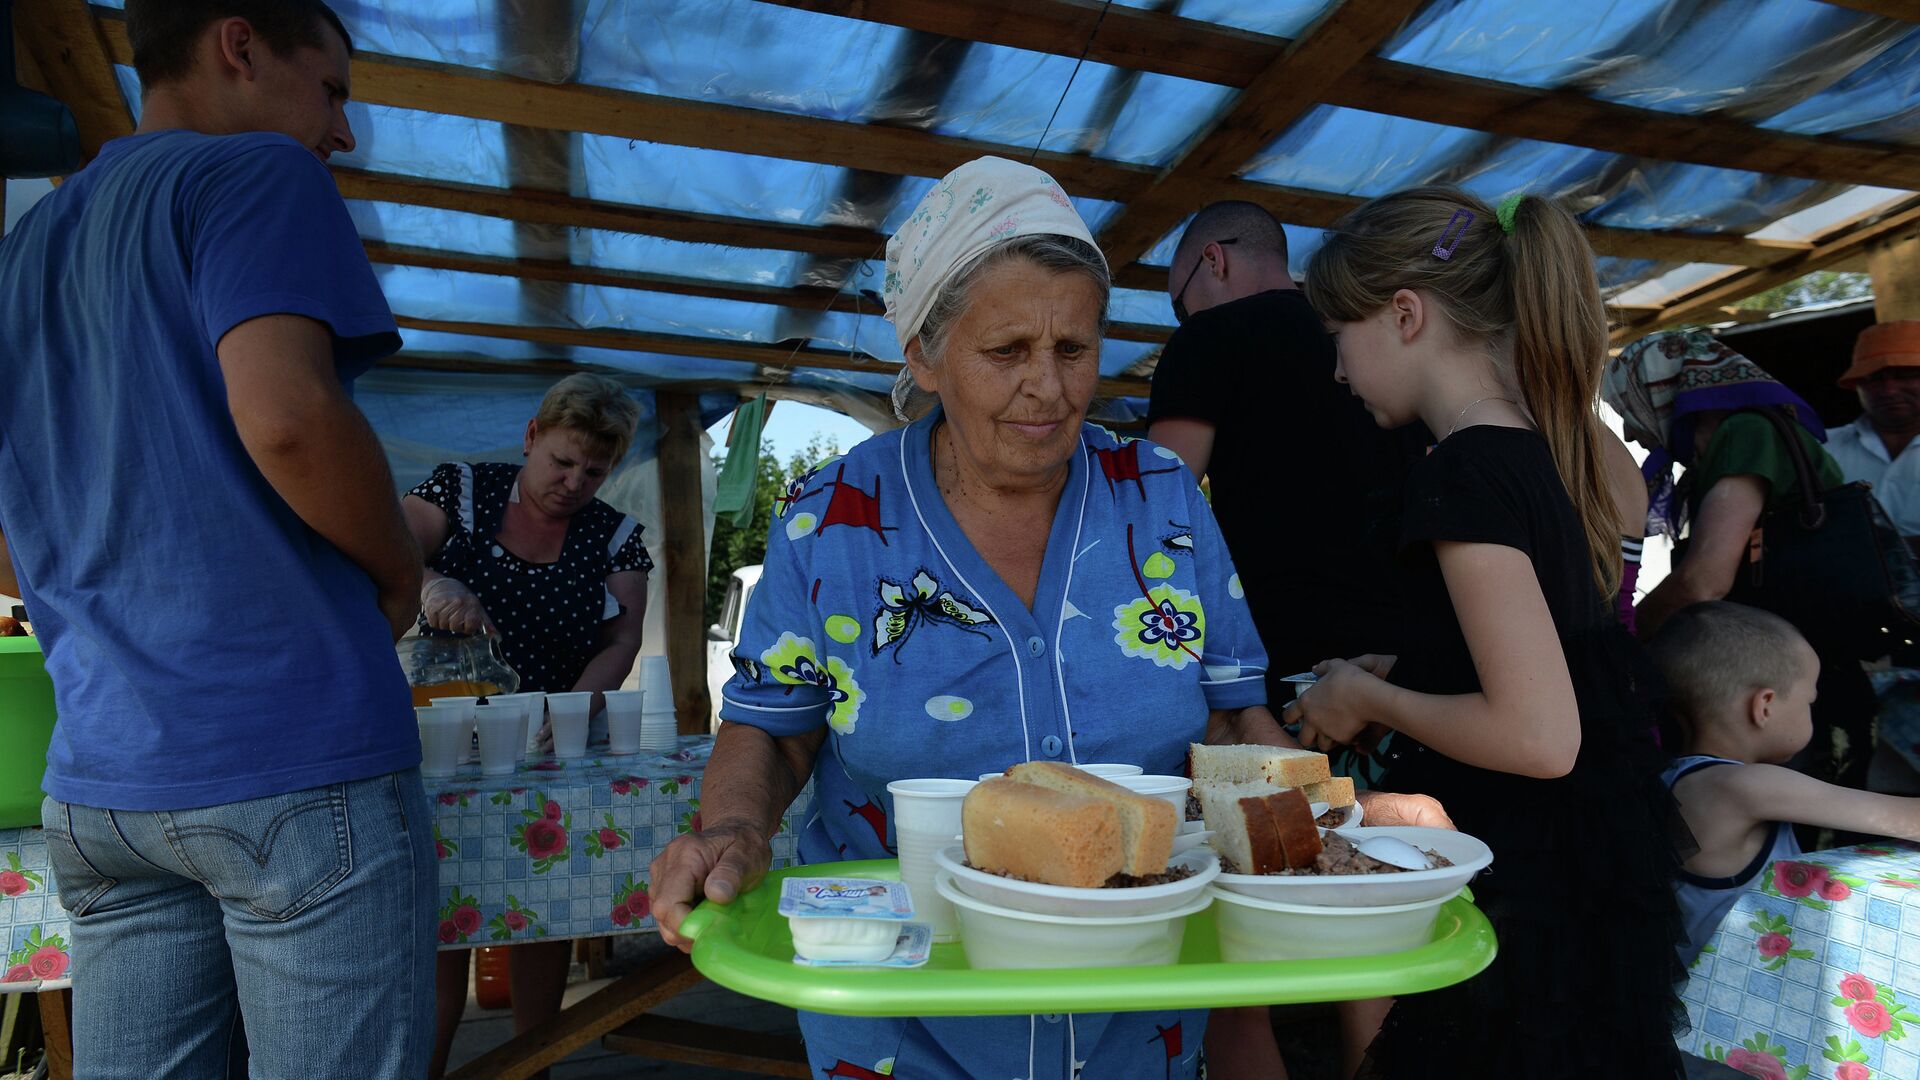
[892,234,1111,421]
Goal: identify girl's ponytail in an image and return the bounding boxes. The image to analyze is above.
[1504,196,1622,598]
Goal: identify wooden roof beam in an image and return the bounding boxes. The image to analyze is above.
[364,241,1173,343]
[391,316,1154,398]
[764,0,1920,192]
[20,0,132,165]
[93,10,1152,205]
[1612,193,1920,341]
[1097,0,1430,268]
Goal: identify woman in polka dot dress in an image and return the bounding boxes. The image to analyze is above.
[402,374,655,1078]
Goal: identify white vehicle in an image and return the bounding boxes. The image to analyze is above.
[706,563,762,730]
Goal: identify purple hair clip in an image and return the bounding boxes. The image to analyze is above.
[1433,209,1475,261]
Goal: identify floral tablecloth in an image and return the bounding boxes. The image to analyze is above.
[0,735,805,994]
[1682,843,1920,1080]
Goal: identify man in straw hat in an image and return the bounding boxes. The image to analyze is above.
[1828,321,1920,541]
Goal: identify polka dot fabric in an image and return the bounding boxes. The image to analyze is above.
[410,462,653,693]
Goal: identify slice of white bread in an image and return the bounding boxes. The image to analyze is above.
[1005,761,1176,877]
[962,778,1122,888]
[1303,776,1356,809]
[1188,743,1332,788]
[1198,780,1322,873]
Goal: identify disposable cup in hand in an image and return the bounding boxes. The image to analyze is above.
[416,706,465,778]
[603,690,645,754]
[431,696,479,763]
[885,778,977,942]
[474,702,522,776]
[546,692,593,759]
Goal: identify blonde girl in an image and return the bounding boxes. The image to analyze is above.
[1287,187,1684,1078]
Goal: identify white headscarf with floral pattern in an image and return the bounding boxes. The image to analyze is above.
[882,156,1105,355]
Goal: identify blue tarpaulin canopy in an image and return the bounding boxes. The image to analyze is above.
[37,0,1920,430]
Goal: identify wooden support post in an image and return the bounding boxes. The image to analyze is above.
[656,391,714,735]
[37,989,73,1080]
[1868,233,1920,322]
[445,948,702,1080]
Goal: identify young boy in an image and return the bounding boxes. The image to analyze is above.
[1648,602,1920,963]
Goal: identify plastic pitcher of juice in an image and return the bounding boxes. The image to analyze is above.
[397,633,519,705]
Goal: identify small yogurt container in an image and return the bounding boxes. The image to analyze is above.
[779,878,917,963]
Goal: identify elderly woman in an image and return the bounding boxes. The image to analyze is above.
[648,157,1283,1079]
[403,373,654,1077]
[1603,331,1873,791]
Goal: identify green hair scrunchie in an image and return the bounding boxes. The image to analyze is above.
[1496,193,1526,235]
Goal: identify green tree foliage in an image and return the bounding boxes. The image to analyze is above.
[706,435,841,624]
[1732,271,1873,312]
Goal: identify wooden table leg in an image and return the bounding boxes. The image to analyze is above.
[37,989,73,1080]
[444,948,702,1080]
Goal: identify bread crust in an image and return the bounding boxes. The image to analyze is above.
[1004,761,1176,876]
[1303,777,1356,809]
[961,777,1123,888]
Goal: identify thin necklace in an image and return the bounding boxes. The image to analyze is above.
[1446,395,1517,438]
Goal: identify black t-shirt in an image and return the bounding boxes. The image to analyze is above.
[1146,289,1418,677]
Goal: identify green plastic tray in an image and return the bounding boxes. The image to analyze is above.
[680,859,1497,1017]
[0,636,56,829]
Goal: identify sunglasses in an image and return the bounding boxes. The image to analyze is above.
[1172,237,1237,324]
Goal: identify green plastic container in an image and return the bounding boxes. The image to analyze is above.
[0,636,57,828]
[680,859,1497,1017]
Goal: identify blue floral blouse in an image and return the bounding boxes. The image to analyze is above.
[719,408,1266,1080]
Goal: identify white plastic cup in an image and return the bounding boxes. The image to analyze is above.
[604,689,645,754]
[474,702,523,776]
[546,692,593,759]
[1075,763,1145,779]
[885,778,977,942]
[430,696,479,764]
[488,694,536,760]
[416,705,465,778]
[517,693,546,755]
[1111,774,1192,812]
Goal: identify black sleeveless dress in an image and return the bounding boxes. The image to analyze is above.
[409,462,653,694]
[1361,428,1685,1079]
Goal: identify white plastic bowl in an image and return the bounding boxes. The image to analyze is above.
[1212,826,1491,907]
[1210,885,1458,961]
[1110,773,1192,811]
[976,763,1146,783]
[934,843,1219,917]
[936,872,1211,970]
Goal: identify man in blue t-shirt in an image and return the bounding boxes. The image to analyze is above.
[0,2,434,1075]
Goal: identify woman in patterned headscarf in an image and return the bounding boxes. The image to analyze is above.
[644,156,1349,1080]
[1604,330,1873,792]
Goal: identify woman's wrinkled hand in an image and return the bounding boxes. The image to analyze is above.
[421,576,497,637]
[1285,658,1385,751]
[1354,790,1455,831]
[648,822,773,953]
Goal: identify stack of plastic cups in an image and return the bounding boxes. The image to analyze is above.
[473,702,523,776]
[430,696,479,764]
[603,689,645,755]
[546,692,593,759]
[636,656,677,753]
[884,778,977,942]
[416,705,465,778]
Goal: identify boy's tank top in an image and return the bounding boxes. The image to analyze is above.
[1662,754,1803,966]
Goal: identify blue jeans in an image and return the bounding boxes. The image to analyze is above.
[42,770,437,1079]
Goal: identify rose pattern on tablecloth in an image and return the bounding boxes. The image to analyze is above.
[512,791,572,873]
[487,896,545,941]
[0,738,804,991]
[3,927,68,984]
[1684,846,1920,1080]
[1,853,43,898]
[585,813,630,858]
